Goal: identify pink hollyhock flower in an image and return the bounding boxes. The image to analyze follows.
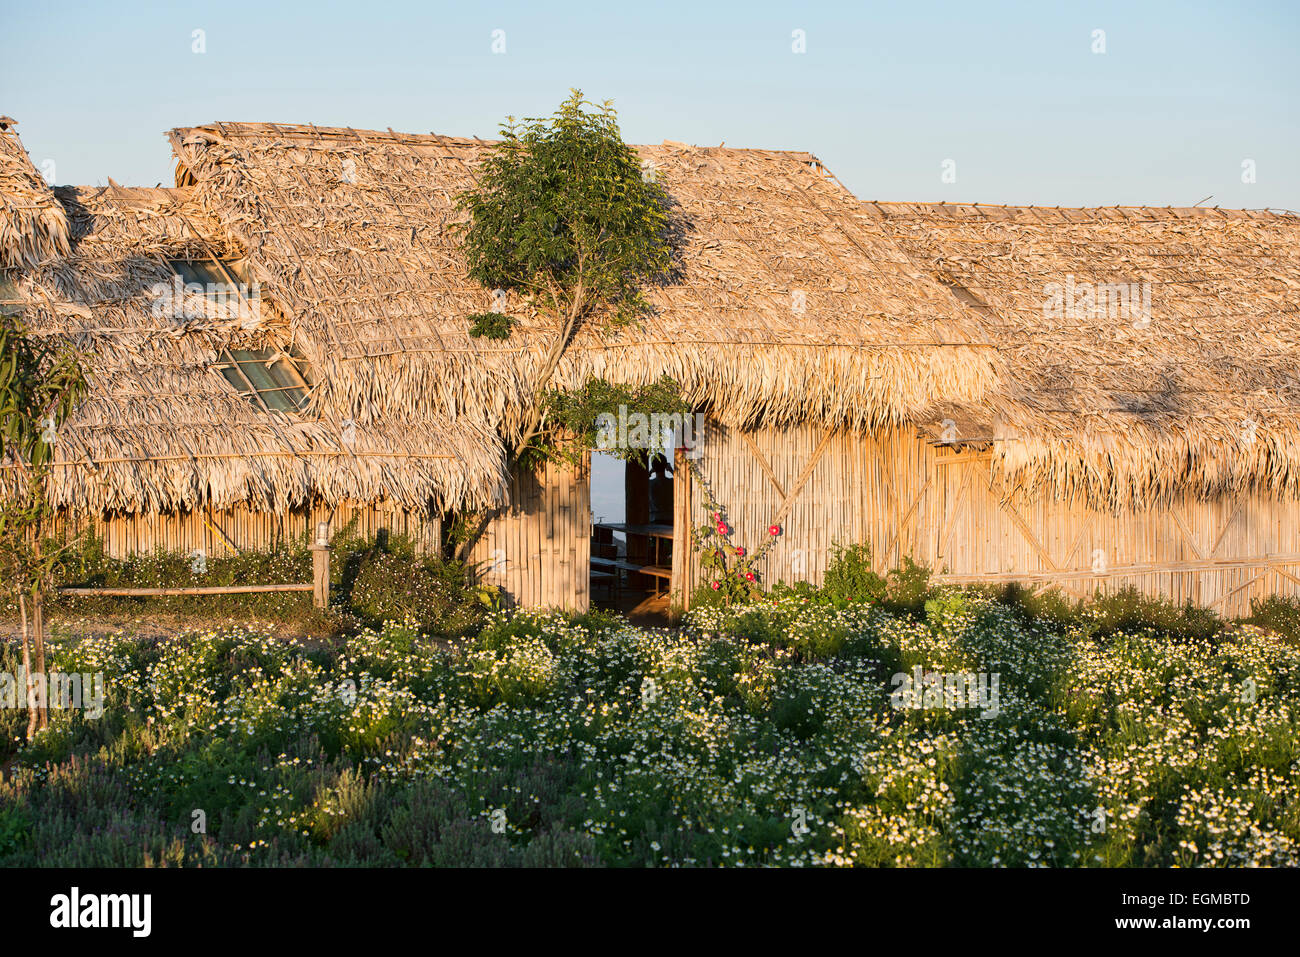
[768,524,781,536]
[734,546,746,557]
[717,523,728,535]
[745,571,756,582]
[710,581,721,590]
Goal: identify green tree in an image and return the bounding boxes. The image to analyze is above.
[0,314,86,736]
[454,91,672,558]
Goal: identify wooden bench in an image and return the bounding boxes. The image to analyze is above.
[638,564,671,595]
[589,567,617,601]
[590,557,672,596]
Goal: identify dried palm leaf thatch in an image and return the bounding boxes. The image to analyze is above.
[0,117,70,269]
[166,122,997,446]
[9,181,506,514]
[867,202,1300,507]
[17,117,1297,518]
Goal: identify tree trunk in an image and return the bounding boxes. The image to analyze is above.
[30,530,48,730]
[33,591,47,730]
[455,289,587,563]
[18,592,36,740]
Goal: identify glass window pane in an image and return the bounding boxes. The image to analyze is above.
[171,260,227,287]
[235,357,279,393]
[217,365,249,394]
[171,260,255,302]
[224,348,308,412]
[0,275,22,316]
[256,385,301,413]
[266,357,305,392]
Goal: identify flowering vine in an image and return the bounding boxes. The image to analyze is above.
[683,461,782,604]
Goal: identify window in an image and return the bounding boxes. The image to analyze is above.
[170,258,254,290]
[169,258,259,307]
[171,260,307,413]
[0,274,23,317]
[214,346,313,413]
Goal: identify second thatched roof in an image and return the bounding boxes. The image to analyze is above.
[8,178,506,514]
[865,202,1300,505]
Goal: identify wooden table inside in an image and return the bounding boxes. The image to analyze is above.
[593,522,674,540]
[591,522,675,594]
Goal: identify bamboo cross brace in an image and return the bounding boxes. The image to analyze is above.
[1209,570,1267,611]
[880,477,931,573]
[1062,511,1096,569]
[1169,507,1206,561]
[1271,565,1300,590]
[974,465,1061,573]
[767,427,836,531]
[740,431,787,500]
[934,462,975,571]
[205,502,244,554]
[1210,502,1245,558]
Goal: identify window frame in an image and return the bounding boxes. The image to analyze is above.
[0,272,24,317]
[167,257,312,415]
[212,345,314,414]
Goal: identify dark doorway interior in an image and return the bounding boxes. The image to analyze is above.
[590,453,674,623]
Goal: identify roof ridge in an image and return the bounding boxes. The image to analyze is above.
[863,200,1297,219]
[169,121,819,159]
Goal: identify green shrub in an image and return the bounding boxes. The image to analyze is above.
[924,589,974,636]
[991,582,1222,643]
[1245,595,1300,645]
[768,580,822,602]
[344,546,486,639]
[822,543,886,604]
[466,312,517,340]
[819,545,934,617]
[880,557,934,617]
[0,806,32,857]
[1089,587,1221,641]
[983,582,1077,626]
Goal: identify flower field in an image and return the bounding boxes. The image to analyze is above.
[1,592,1297,867]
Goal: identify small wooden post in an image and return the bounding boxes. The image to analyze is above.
[672,446,691,611]
[311,522,331,609]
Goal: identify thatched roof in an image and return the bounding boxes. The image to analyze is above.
[7,178,505,514]
[0,117,70,270]
[865,202,1300,505]
[9,117,1299,515]
[167,122,996,444]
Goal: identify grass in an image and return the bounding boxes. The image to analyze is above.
[1,588,1297,867]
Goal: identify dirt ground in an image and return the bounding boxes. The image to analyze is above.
[0,584,673,646]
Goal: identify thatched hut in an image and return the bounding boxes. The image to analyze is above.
[680,202,1300,615]
[3,117,1298,615]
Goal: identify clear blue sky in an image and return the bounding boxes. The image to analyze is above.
[2,0,1297,208]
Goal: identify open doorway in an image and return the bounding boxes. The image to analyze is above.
[590,449,676,622]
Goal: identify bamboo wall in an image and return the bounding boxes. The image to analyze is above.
[469,456,591,611]
[675,421,1300,618]
[53,459,590,612]
[57,500,442,558]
